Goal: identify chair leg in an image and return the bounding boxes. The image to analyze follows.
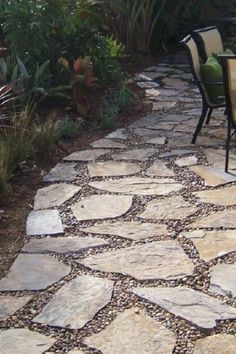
[205,107,213,125]
[225,124,231,173]
[192,105,208,144]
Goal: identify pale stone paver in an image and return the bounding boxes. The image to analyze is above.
[146,136,166,145]
[80,221,167,240]
[64,149,110,161]
[43,162,79,182]
[190,165,236,187]
[146,159,175,176]
[90,177,183,196]
[152,101,177,111]
[209,264,236,297]
[34,276,114,329]
[112,148,156,161]
[105,128,127,139]
[132,287,236,329]
[71,194,133,221]
[193,334,236,354]
[191,209,236,228]
[67,351,85,354]
[90,139,127,149]
[79,241,194,280]
[0,254,70,291]
[137,81,160,89]
[26,210,63,236]
[0,295,32,321]
[140,196,198,220]
[84,308,176,354]
[22,236,108,254]
[193,186,236,206]
[0,328,55,354]
[175,156,198,167]
[88,161,140,177]
[134,127,162,138]
[182,230,236,261]
[205,148,236,169]
[159,149,195,158]
[34,184,81,210]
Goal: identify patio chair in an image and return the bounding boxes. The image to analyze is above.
[218,55,236,172]
[192,26,224,62]
[180,35,225,144]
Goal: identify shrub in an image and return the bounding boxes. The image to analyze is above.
[57,116,83,139]
[31,119,60,157]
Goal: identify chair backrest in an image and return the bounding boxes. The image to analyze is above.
[180,35,209,104]
[220,55,236,126]
[193,26,224,62]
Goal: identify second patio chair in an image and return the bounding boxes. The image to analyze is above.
[192,26,224,62]
[180,35,225,144]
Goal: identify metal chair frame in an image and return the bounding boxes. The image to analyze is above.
[180,35,225,144]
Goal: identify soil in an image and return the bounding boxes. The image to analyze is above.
[0,55,156,279]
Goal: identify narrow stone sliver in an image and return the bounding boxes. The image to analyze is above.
[1,57,236,354]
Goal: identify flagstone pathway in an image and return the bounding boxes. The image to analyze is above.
[1,55,236,354]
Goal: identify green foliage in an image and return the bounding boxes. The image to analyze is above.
[31,119,60,157]
[57,116,82,139]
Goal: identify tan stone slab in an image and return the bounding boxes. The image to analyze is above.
[193,334,236,354]
[81,221,167,240]
[152,101,177,111]
[182,230,236,261]
[205,148,236,169]
[79,241,194,280]
[43,162,79,182]
[134,128,160,138]
[89,177,182,196]
[88,161,140,177]
[34,276,113,329]
[105,128,127,139]
[146,136,166,145]
[64,149,110,161]
[140,196,198,220]
[90,139,127,149]
[190,165,236,187]
[0,328,55,354]
[22,236,108,254]
[191,209,236,228]
[146,159,175,177]
[162,77,190,90]
[67,350,85,354]
[0,295,32,321]
[193,186,236,206]
[132,287,236,329]
[209,264,236,297]
[112,148,156,161]
[175,156,198,167]
[84,308,176,354]
[71,194,133,221]
[34,184,81,210]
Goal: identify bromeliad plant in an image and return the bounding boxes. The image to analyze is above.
[58,55,97,114]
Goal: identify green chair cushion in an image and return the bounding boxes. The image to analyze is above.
[200,55,224,104]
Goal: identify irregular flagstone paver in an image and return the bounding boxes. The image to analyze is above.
[140,196,198,220]
[193,185,236,206]
[191,209,236,228]
[64,149,110,162]
[152,101,177,111]
[88,161,140,177]
[90,139,127,149]
[182,230,236,261]
[71,194,133,221]
[146,159,175,176]
[134,127,161,138]
[162,77,190,90]
[190,165,236,187]
[89,177,183,196]
[112,148,156,161]
[43,162,79,182]
[146,122,178,130]
[175,155,198,167]
[0,328,56,354]
[26,210,63,236]
[159,149,195,158]
[129,113,161,128]
[67,351,85,354]
[22,236,108,254]
[0,295,32,321]
[79,241,194,280]
[134,73,153,81]
[81,221,168,240]
[136,81,160,89]
[33,275,114,329]
[132,287,236,329]
[146,136,166,145]
[205,148,236,169]
[209,264,236,297]
[34,184,81,210]
[193,334,236,354]
[105,128,127,139]
[84,308,176,354]
[0,254,70,291]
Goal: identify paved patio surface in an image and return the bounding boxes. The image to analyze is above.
[0,56,236,354]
